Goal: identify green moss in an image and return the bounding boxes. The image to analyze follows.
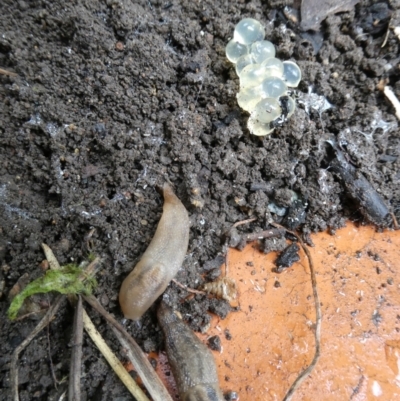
[8,264,97,320]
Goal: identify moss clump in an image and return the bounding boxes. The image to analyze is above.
[8,264,97,320]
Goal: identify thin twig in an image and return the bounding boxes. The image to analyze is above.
[244,228,285,242]
[11,295,65,401]
[82,228,96,253]
[270,224,322,401]
[82,294,174,401]
[381,20,391,48]
[225,250,230,277]
[47,322,59,388]
[14,310,46,321]
[383,86,400,120]
[232,217,257,228]
[390,212,399,230]
[82,257,100,278]
[68,296,83,401]
[82,308,150,401]
[77,257,101,285]
[0,67,17,77]
[109,325,160,397]
[172,279,207,295]
[394,26,400,41]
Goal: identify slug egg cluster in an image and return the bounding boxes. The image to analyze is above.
[226,18,301,136]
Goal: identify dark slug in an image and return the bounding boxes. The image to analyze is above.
[119,184,190,320]
[157,302,224,401]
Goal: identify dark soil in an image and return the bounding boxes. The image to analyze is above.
[1,0,399,400]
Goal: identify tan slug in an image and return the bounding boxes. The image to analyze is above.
[157,302,224,401]
[119,184,190,320]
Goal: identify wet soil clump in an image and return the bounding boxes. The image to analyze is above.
[1,0,399,399]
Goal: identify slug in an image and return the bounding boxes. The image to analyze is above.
[119,184,190,320]
[157,302,224,401]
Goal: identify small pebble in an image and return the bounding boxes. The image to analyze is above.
[207,335,222,352]
[115,41,124,51]
[39,260,49,271]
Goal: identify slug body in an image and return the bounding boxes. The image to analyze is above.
[157,302,224,401]
[119,184,190,320]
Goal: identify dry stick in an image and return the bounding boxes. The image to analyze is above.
[82,308,149,401]
[83,294,174,401]
[47,322,59,388]
[11,295,65,401]
[383,86,400,120]
[109,325,164,396]
[68,296,83,401]
[172,278,206,295]
[270,224,322,401]
[232,217,257,228]
[14,310,47,321]
[79,257,101,281]
[390,212,399,230]
[0,67,17,77]
[381,20,391,48]
[244,227,285,242]
[394,26,400,41]
[382,28,390,48]
[224,250,230,277]
[67,257,100,401]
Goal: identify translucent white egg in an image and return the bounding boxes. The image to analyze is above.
[261,58,284,78]
[251,98,282,124]
[239,63,269,88]
[237,87,262,112]
[250,40,275,64]
[225,18,300,134]
[235,54,255,76]
[225,39,249,63]
[248,116,275,136]
[282,61,301,87]
[259,77,287,99]
[234,18,265,45]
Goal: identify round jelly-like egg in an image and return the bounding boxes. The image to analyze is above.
[234,18,265,45]
[225,39,249,63]
[251,98,282,124]
[282,61,301,87]
[259,77,288,99]
[250,40,275,64]
[239,63,269,88]
[248,116,274,136]
[280,95,296,118]
[237,87,263,112]
[261,58,284,78]
[235,54,255,75]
